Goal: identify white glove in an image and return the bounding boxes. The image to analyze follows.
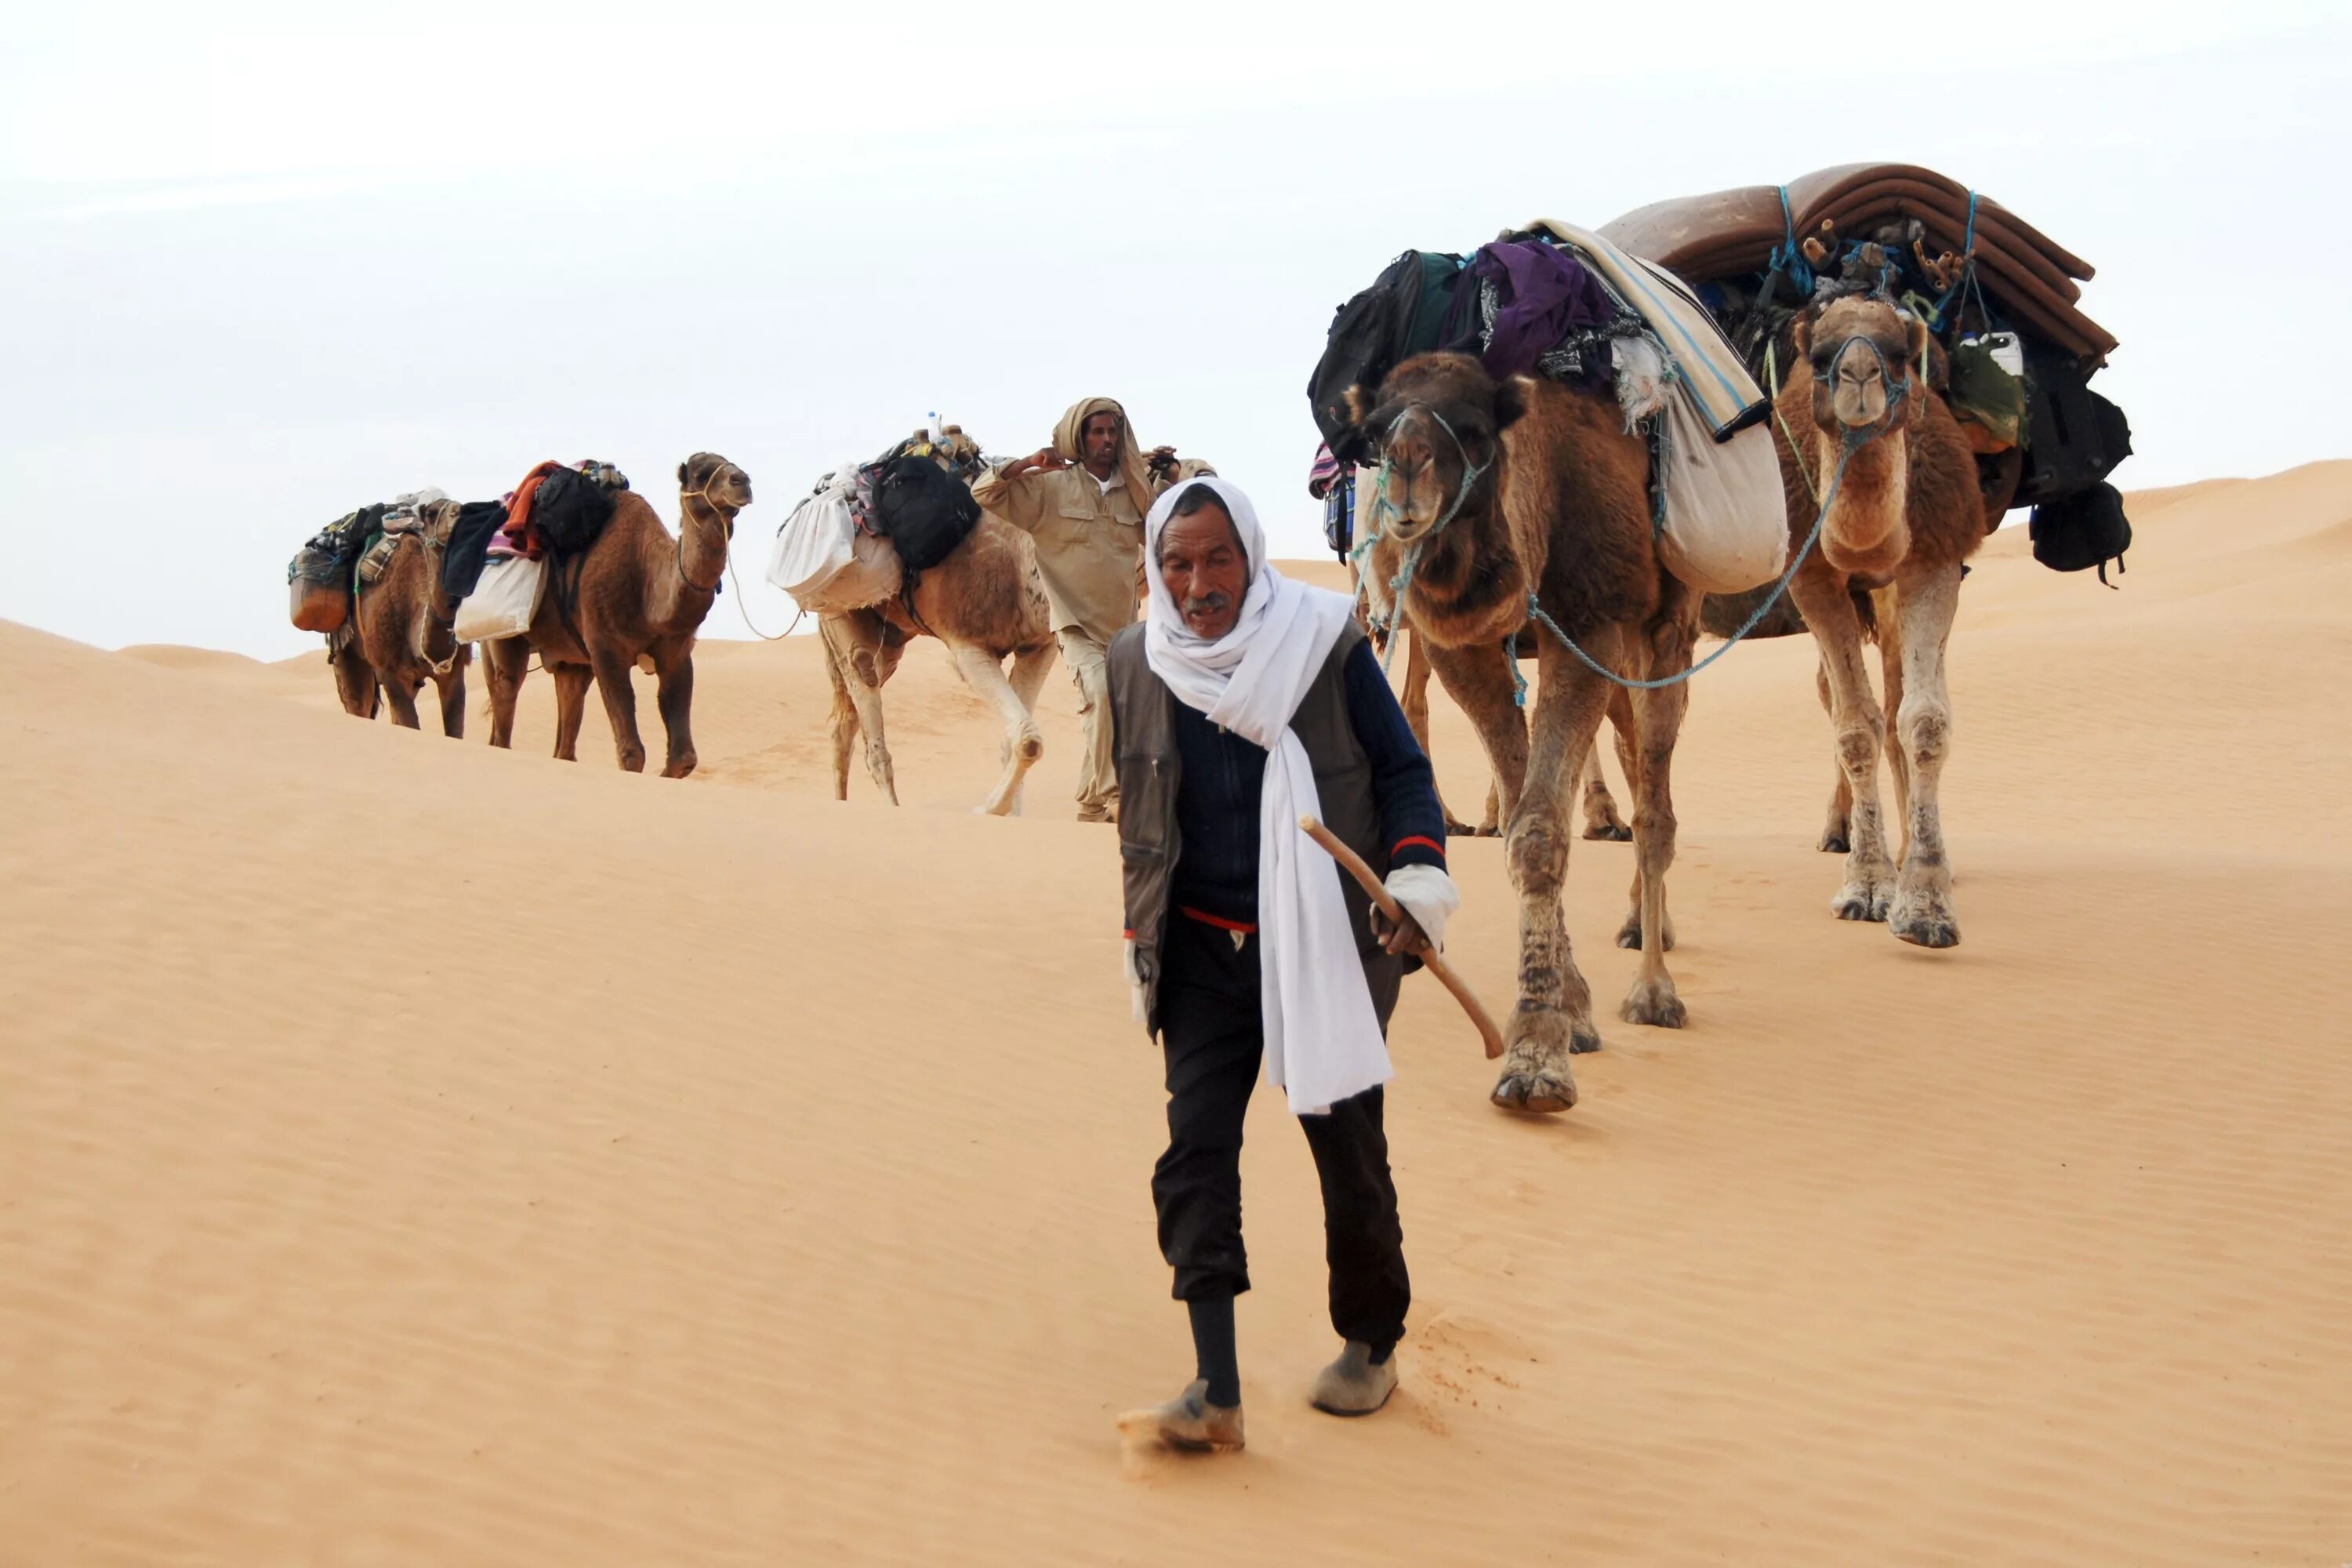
[1124,938,1148,1023]
[1383,864,1460,954]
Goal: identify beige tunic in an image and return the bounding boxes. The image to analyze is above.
[971,459,1214,646]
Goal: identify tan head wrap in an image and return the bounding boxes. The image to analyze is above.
[1053,396,1155,507]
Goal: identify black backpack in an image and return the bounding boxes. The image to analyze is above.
[2015,343,2133,508]
[2030,481,2132,586]
[1307,250,1463,463]
[869,455,982,577]
[532,466,620,557]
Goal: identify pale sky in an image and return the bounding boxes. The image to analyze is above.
[5,1,2346,659]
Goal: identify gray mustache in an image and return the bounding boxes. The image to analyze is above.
[1182,593,1230,615]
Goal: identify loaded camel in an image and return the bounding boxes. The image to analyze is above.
[1773,292,1984,946]
[350,500,471,736]
[1346,351,1700,1114]
[483,453,750,776]
[821,430,1058,818]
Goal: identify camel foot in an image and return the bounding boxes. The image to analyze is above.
[1831,858,1895,923]
[1819,829,1850,855]
[1444,818,1478,837]
[662,753,698,779]
[1584,822,1634,842]
[1890,888,1962,949]
[1490,1069,1578,1113]
[1491,1014,1586,1112]
[1620,976,1687,1029]
[1475,823,1502,839]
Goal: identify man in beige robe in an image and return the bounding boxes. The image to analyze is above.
[972,397,1209,822]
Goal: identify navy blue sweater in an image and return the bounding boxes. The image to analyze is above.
[1170,639,1448,930]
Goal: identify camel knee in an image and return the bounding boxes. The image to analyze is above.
[1014,721,1044,766]
[1505,811,1569,893]
[1898,700,1951,770]
[1835,720,1882,777]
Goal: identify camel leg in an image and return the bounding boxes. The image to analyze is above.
[822,625,859,801]
[1793,576,1895,922]
[436,662,467,739]
[655,648,698,779]
[1402,633,1475,836]
[1873,585,1911,864]
[1611,694,1671,950]
[589,651,648,772]
[1617,595,1696,1028]
[821,616,897,805]
[550,665,593,763]
[1817,656,1851,852]
[1431,628,1609,1112]
[1002,641,1058,818]
[382,677,423,731]
[953,644,1045,817]
[1888,564,1962,949]
[1581,745,1632,842]
[484,637,528,749]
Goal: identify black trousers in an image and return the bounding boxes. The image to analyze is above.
[1151,914,1410,1351]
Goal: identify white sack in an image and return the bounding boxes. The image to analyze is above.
[452,554,545,644]
[1656,383,1789,595]
[765,485,903,615]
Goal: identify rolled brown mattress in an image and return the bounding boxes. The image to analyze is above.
[1598,163,2115,361]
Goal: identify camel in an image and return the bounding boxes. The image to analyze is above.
[483,454,750,776]
[1772,293,1984,946]
[820,433,1058,817]
[1347,351,1700,1114]
[350,502,470,736]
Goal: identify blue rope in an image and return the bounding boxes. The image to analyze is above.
[1933,189,1982,324]
[1505,627,1526,707]
[1771,184,1814,296]
[1520,339,1910,692]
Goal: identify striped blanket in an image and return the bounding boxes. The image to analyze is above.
[1522,217,1767,441]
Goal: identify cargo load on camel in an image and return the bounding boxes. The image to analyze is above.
[445,459,632,644]
[1308,222,1788,601]
[285,488,449,634]
[1596,163,2133,584]
[764,426,989,616]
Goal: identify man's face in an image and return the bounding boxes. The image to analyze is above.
[1158,502,1249,640]
[1080,412,1122,475]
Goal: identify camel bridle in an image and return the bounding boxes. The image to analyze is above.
[673,465,742,594]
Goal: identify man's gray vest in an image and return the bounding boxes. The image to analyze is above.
[1109,620,1403,1036]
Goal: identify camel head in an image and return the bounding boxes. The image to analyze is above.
[678,452,753,535]
[1345,352,1520,548]
[1794,296,1929,438]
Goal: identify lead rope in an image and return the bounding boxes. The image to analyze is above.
[677,472,800,641]
[1356,405,1490,673]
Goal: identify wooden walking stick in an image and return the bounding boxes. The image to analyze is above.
[1300,816,1505,1060]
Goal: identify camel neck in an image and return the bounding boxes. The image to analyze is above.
[668,498,732,611]
[1821,430,1911,567]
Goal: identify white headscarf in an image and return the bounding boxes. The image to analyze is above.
[1144,475,1391,1115]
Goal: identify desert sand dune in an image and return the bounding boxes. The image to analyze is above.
[2,466,2347,1564]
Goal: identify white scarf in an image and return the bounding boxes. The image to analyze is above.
[1143,475,1392,1115]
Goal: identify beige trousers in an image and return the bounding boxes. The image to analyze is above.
[1058,626,1117,820]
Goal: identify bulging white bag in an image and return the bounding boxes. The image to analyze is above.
[765,481,904,615]
[452,554,545,644]
[1656,384,1789,596]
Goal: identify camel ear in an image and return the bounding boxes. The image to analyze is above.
[1790,314,1812,360]
[1493,377,1528,432]
[1907,313,1932,371]
[677,462,689,485]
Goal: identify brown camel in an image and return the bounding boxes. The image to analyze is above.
[1348,351,1700,1114]
[350,502,470,736]
[483,454,750,775]
[1773,295,1984,946]
[821,434,1058,817]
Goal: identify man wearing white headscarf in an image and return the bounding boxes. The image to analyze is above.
[1107,475,1460,1454]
